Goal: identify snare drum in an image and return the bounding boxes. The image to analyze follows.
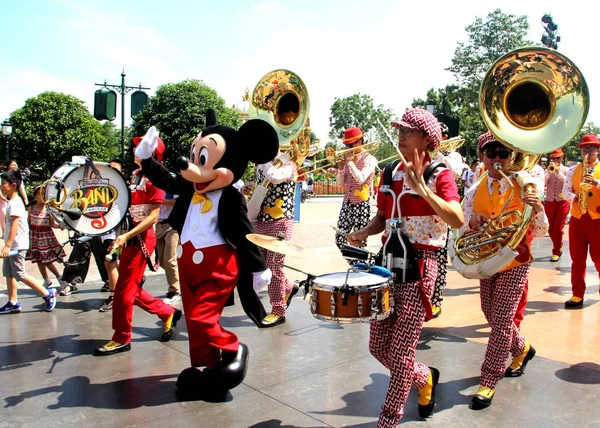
[309,271,392,323]
[44,162,131,236]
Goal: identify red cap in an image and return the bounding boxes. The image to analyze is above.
[132,135,165,162]
[343,127,363,146]
[549,148,564,158]
[578,134,600,148]
[478,131,499,152]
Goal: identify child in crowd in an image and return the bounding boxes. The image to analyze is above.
[0,171,56,313]
[26,186,65,288]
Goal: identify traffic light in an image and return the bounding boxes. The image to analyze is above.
[131,90,149,118]
[94,88,117,121]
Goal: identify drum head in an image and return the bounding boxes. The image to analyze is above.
[47,162,131,236]
[314,271,386,287]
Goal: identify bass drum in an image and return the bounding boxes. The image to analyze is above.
[44,162,131,236]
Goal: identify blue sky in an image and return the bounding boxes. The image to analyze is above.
[1,0,598,145]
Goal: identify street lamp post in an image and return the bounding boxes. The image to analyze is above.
[95,70,150,161]
[426,100,435,114]
[1,121,12,165]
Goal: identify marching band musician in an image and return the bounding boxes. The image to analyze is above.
[335,127,377,257]
[461,131,547,409]
[254,150,300,327]
[348,109,464,426]
[544,148,570,262]
[94,136,181,356]
[562,134,600,308]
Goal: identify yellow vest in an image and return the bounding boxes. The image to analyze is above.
[570,162,600,220]
[473,176,532,272]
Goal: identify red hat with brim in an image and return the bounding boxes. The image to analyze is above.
[132,135,165,162]
[549,148,564,158]
[478,131,499,152]
[343,127,364,146]
[578,134,600,148]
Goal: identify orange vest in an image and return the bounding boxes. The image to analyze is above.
[570,162,600,220]
[473,176,532,272]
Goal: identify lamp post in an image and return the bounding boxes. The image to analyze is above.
[426,100,435,114]
[1,121,12,164]
[95,70,150,161]
[541,14,560,50]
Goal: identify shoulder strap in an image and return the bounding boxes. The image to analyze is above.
[423,161,446,184]
[382,159,401,186]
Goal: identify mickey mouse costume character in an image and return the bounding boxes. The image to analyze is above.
[137,110,278,399]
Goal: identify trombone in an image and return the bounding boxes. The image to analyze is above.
[297,141,380,178]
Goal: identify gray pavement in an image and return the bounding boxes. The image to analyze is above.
[1,196,600,427]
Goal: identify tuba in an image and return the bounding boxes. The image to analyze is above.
[450,47,589,279]
[246,69,310,220]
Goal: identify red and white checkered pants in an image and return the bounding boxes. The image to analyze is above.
[255,218,294,317]
[369,249,437,427]
[479,263,529,388]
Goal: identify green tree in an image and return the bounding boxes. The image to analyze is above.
[132,79,242,168]
[99,121,121,160]
[8,91,109,177]
[412,9,533,161]
[329,93,394,145]
[563,122,600,163]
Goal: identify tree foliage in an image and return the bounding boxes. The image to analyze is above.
[563,122,600,163]
[329,93,394,145]
[412,9,534,161]
[99,121,122,160]
[8,91,110,177]
[132,80,242,168]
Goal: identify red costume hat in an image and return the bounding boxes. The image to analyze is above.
[478,131,500,152]
[578,134,600,148]
[549,148,564,158]
[133,135,165,162]
[391,108,442,148]
[343,127,364,146]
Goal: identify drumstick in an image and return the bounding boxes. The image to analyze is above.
[281,263,314,277]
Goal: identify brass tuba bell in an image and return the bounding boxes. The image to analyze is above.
[451,47,589,279]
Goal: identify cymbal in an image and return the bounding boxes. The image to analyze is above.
[246,233,305,256]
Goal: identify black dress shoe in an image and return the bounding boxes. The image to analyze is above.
[161,309,182,342]
[93,341,131,356]
[285,285,299,308]
[505,344,536,377]
[471,386,495,410]
[418,367,440,418]
[564,297,584,308]
[260,313,286,328]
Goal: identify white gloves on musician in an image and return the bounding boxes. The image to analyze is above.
[135,126,159,160]
[253,268,272,291]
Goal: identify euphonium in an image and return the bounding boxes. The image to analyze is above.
[450,47,589,279]
[579,154,592,215]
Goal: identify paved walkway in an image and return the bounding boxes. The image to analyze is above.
[1,197,599,427]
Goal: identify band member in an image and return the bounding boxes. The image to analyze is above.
[544,148,570,261]
[348,109,464,426]
[461,131,547,409]
[254,150,300,327]
[94,137,181,356]
[335,127,377,255]
[563,134,600,308]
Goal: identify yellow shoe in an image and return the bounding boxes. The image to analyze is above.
[564,296,584,308]
[505,343,536,377]
[94,340,131,356]
[162,309,182,342]
[418,367,439,418]
[261,313,286,328]
[431,306,442,319]
[550,254,560,262]
[472,385,495,410]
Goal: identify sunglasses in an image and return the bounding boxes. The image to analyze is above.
[485,150,511,160]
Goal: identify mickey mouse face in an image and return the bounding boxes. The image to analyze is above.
[190,132,226,171]
[180,131,233,193]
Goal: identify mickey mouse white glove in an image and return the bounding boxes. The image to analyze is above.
[253,269,272,291]
[134,126,159,160]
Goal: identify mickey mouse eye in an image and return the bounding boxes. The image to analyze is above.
[190,144,196,164]
[199,147,209,166]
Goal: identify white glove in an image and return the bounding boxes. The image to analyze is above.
[252,268,272,291]
[135,126,159,160]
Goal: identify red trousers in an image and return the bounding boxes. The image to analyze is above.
[545,200,570,256]
[480,264,528,388]
[369,250,436,427]
[255,218,294,317]
[178,242,240,369]
[569,213,600,298]
[112,233,175,344]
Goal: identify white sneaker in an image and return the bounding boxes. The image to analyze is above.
[163,293,181,305]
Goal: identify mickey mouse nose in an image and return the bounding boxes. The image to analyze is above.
[176,156,189,171]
